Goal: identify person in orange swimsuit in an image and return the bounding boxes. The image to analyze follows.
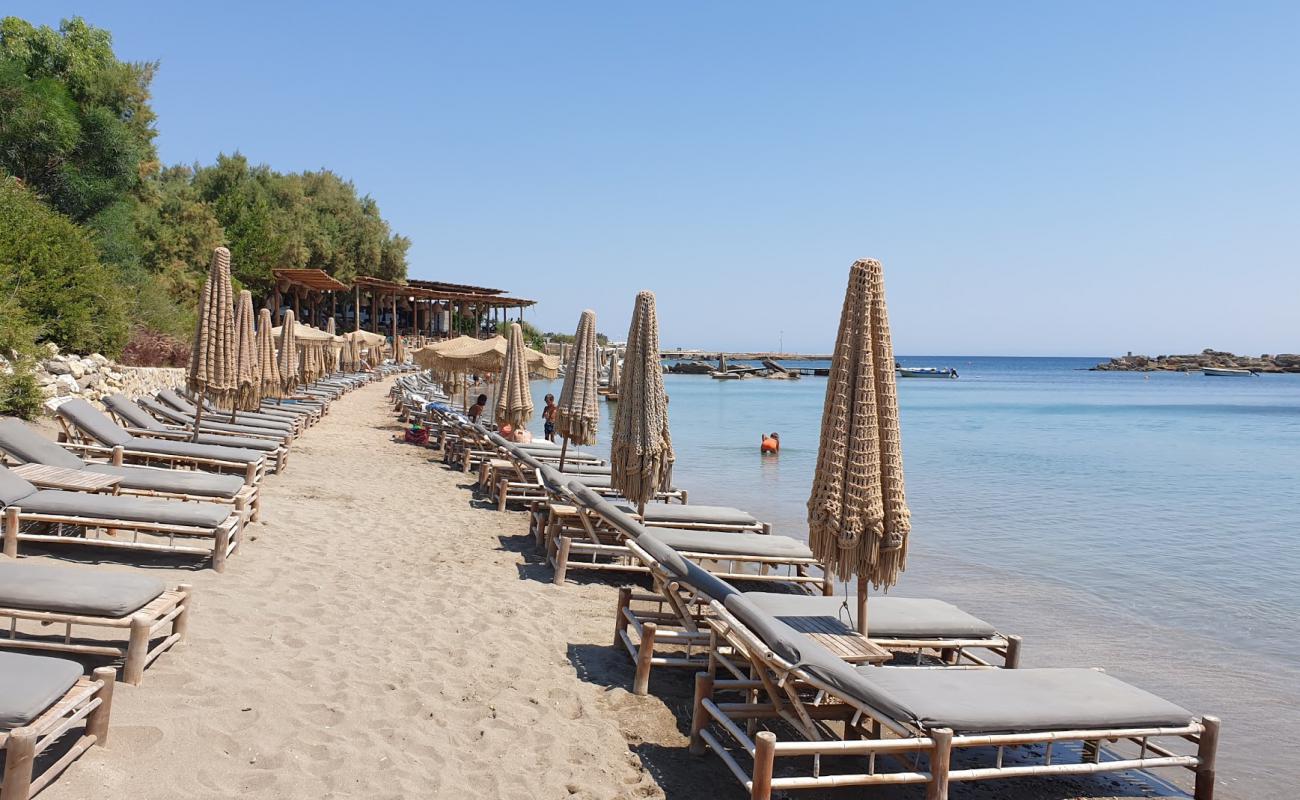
[760,432,780,453]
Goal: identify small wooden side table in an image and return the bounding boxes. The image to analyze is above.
[10,464,122,495]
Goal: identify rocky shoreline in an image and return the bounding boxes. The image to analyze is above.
[1094,349,1300,373]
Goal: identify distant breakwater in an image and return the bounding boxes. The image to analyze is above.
[1094,349,1300,373]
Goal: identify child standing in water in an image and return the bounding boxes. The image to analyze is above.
[761,432,780,453]
[542,394,557,441]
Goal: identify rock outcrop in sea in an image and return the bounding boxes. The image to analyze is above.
[1094,349,1300,373]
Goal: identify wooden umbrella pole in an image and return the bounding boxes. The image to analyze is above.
[857,580,869,635]
[192,392,205,442]
[558,436,570,471]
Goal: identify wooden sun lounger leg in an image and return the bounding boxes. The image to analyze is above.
[552,537,572,586]
[751,731,776,800]
[633,622,657,696]
[1195,716,1220,800]
[124,613,151,685]
[689,671,714,755]
[1004,634,1023,668]
[925,728,953,800]
[614,587,632,648]
[3,507,17,559]
[175,583,193,640]
[213,524,230,573]
[1,726,37,800]
[87,666,116,745]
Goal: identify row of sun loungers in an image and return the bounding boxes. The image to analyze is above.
[397,371,1219,800]
[0,367,385,798]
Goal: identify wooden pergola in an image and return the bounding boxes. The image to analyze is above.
[269,269,350,328]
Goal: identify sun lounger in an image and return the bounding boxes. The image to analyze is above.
[691,593,1219,800]
[157,390,297,436]
[0,419,259,522]
[133,396,293,442]
[554,483,818,588]
[101,396,289,474]
[1,464,242,571]
[1,652,115,800]
[0,560,190,685]
[55,399,268,485]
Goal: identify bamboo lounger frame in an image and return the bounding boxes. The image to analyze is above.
[690,601,1219,800]
[550,505,821,589]
[104,406,289,475]
[3,503,241,573]
[0,666,115,800]
[0,585,191,685]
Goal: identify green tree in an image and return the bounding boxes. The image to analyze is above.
[0,177,129,354]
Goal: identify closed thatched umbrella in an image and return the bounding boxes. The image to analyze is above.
[494,322,533,429]
[187,247,238,440]
[326,317,339,373]
[233,290,259,413]
[255,308,281,400]
[608,349,621,392]
[394,334,406,365]
[555,309,599,469]
[278,310,299,397]
[610,291,673,513]
[807,258,911,633]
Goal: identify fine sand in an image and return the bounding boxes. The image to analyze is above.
[29,380,1217,799]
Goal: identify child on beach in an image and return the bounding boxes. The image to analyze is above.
[468,394,487,422]
[542,394,557,441]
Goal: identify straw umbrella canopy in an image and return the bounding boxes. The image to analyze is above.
[555,310,600,468]
[278,310,299,396]
[255,308,281,400]
[187,247,238,439]
[610,291,673,512]
[233,290,259,413]
[807,258,911,633]
[494,323,534,429]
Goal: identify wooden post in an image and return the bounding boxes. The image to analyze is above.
[1195,716,1220,800]
[86,666,116,745]
[354,285,361,331]
[633,622,657,695]
[1004,634,1023,668]
[175,583,193,640]
[857,579,869,635]
[558,437,570,471]
[2,727,37,800]
[111,445,124,466]
[213,525,229,573]
[191,394,205,442]
[751,731,776,800]
[925,728,953,800]
[553,537,571,585]
[3,506,19,558]
[124,614,151,684]
[370,290,379,333]
[688,671,714,755]
[614,586,632,648]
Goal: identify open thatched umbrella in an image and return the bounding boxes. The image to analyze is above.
[187,247,238,440]
[255,308,281,400]
[807,258,911,633]
[610,291,673,513]
[278,310,299,397]
[495,322,533,429]
[555,309,599,469]
[233,290,259,413]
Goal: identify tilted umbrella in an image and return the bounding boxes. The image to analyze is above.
[255,308,281,400]
[278,310,299,397]
[610,291,673,514]
[807,258,911,633]
[233,290,259,414]
[494,322,533,430]
[555,309,600,469]
[187,247,238,440]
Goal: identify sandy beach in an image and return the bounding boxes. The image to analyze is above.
[26,379,1216,800]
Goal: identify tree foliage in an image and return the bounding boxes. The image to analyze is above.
[0,16,409,359]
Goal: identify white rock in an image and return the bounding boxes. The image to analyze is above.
[89,353,110,366]
[35,373,55,386]
[80,358,99,374]
[67,359,86,379]
[55,374,79,395]
[40,384,59,399]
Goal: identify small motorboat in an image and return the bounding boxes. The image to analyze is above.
[1202,367,1257,377]
[897,366,958,379]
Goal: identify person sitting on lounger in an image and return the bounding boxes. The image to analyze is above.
[468,394,488,422]
[761,432,780,453]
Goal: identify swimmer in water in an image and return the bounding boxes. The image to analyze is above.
[760,432,780,453]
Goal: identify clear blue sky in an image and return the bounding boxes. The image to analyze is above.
[10,2,1299,355]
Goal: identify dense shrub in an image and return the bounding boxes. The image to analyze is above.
[118,326,190,367]
[0,305,44,419]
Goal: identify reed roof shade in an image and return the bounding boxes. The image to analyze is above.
[407,279,505,295]
[351,276,534,306]
[272,269,349,293]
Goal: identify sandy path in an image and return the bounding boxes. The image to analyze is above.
[34,380,1219,800]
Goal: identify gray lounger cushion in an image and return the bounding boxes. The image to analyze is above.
[0,466,39,507]
[0,561,165,617]
[57,398,133,446]
[84,464,245,498]
[17,489,232,528]
[743,594,999,639]
[651,528,813,559]
[146,398,292,436]
[0,418,86,470]
[860,666,1195,733]
[616,502,757,527]
[124,437,263,464]
[0,651,82,729]
[104,394,166,431]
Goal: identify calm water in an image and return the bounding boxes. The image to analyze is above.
[526,357,1300,798]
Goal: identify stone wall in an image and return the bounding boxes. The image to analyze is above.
[29,343,185,413]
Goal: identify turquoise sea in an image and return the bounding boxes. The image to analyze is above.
[529,357,1300,799]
